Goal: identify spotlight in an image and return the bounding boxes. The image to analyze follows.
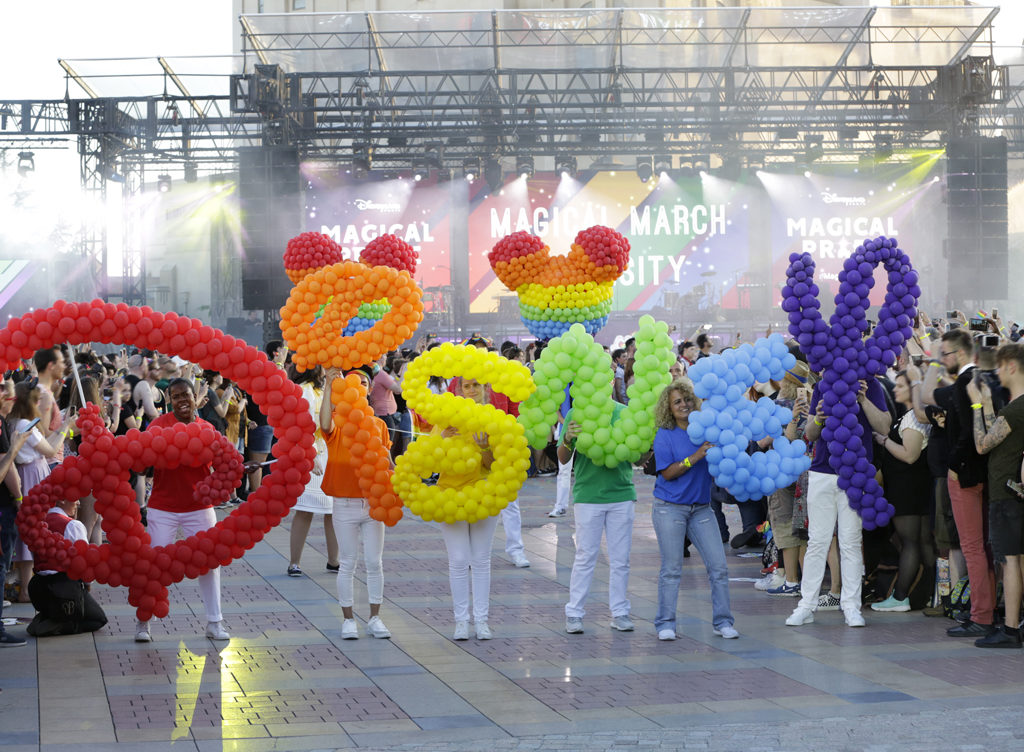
[463,156,481,182]
[412,158,429,182]
[484,157,503,192]
[353,143,371,179]
[636,157,653,183]
[16,151,35,176]
[515,155,534,179]
[437,167,451,181]
[157,174,172,193]
[555,155,577,179]
[654,155,671,176]
[805,134,824,162]
[874,134,893,160]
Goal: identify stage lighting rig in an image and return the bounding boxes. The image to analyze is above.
[412,157,429,182]
[805,134,824,162]
[16,151,35,176]
[484,157,503,192]
[157,174,172,193]
[654,155,671,176]
[463,156,481,182]
[555,155,577,179]
[636,157,653,183]
[184,162,198,183]
[516,155,534,179]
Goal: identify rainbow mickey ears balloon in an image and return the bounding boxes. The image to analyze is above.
[283,232,419,337]
[488,226,630,339]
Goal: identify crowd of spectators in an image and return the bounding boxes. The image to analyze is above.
[2,309,1023,648]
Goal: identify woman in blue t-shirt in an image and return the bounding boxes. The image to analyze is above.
[651,378,738,641]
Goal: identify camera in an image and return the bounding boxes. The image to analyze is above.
[946,310,958,320]
[974,368,1008,413]
[980,334,1000,349]
[968,317,988,332]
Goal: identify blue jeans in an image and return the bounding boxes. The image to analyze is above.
[651,500,733,631]
[0,504,17,632]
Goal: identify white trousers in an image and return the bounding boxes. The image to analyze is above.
[565,501,634,619]
[797,471,864,614]
[550,455,572,514]
[500,499,524,557]
[440,515,500,623]
[146,507,222,623]
[331,498,385,607]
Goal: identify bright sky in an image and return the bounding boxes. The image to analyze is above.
[0,1,232,100]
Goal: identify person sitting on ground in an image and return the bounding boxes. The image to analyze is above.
[26,495,108,637]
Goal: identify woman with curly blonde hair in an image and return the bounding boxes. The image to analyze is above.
[650,378,738,641]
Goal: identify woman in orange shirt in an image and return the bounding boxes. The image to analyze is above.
[319,366,393,641]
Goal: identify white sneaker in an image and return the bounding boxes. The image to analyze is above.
[565,616,584,634]
[658,628,677,641]
[714,625,740,639]
[205,621,230,641]
[547,508,567,518]
[476,621,493,640]
[135,620,152,643]
[844,609,866,628]
[453,621,470,641]
[610,615,635,632]
[785,607,814,626]
[755,571,785,592]
[366,616,391,639]
[341,618,359,640]
[511,553,531,568]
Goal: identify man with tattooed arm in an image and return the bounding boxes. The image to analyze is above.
[968,343,1024,648]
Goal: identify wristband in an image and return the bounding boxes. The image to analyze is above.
[14,496,22,502]
[683,457,692,469]
[971,403,983,410]
[814,417,824,426]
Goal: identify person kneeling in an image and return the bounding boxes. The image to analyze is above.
[27,497,107,637]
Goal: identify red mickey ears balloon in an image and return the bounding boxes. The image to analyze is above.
[359,234,418,276]
[4,300,316,622]
[284,231,345,283]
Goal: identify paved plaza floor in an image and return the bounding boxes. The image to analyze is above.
[3,473,1024,751]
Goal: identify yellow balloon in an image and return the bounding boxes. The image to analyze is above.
[393,345,535,523]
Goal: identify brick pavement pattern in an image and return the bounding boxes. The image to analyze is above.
[3,472,1024,751]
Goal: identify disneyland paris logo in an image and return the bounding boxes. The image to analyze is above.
[353,198,401,213]
[820,192,867,207]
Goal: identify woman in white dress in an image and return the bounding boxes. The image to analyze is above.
[286,365,340,577]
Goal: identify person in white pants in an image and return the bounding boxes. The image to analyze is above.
[437,377,501,641]
[559,404,637,633]
[547,454,572,518]
[135,379,232,643]
[500,500,530,567]
[787,379,889,628]
[320,367,392,640]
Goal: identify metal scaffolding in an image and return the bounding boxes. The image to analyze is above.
[0,6,1020,303]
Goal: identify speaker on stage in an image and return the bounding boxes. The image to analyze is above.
[238,146,302,311]
[946,136,1008,302]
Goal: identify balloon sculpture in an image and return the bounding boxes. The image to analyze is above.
[280,247,425,525]
[781,236,919,529]
[392,344,535,524]
[488,226,630,339]
[284,232,419,337]
[519,315,674,467]
[684,335,811,501]
[3,300,316,621]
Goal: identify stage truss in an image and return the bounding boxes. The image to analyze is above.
[1,6,1022,305]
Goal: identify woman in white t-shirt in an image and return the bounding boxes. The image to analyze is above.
[9,381,74,599]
